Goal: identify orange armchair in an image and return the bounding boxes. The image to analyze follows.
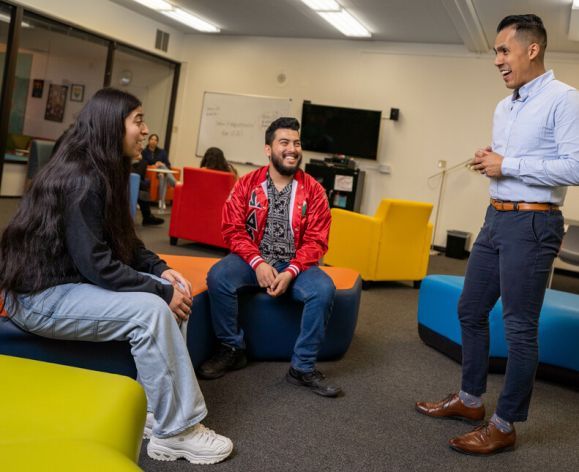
[145,165,181,203]
[169,167,236,249]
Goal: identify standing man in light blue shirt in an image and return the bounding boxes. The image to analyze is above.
[416,14,579,455]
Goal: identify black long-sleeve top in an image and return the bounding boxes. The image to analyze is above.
[142,147,170,168]
[20,180,173,303]
[131,157,150,192]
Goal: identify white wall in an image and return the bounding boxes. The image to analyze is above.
[10,2,579,247]
[171,35,579,248]
[112,54,175,146]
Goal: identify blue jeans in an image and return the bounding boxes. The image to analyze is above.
[206,254,336,372]
[155,163,176,202]
[458,206,564,422]
[4,273,207,438]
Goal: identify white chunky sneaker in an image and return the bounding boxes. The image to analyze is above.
[147,423,233,465]
[143,412,154,439]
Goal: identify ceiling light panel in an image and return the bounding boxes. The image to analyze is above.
[318,10,371,38]
[133,0,173,10]
[161,9,220,33]
[301,0,341,11]
[131,0,220,33]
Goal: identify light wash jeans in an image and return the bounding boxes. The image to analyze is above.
[207,254,336,372]
[5,273,207,438]
[155,163,176,207]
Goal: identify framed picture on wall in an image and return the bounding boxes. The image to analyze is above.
[70,83,85,102]
[44,84,68,122]
[31,79,44,98]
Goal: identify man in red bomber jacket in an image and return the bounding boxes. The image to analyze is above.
[199,117,341,397]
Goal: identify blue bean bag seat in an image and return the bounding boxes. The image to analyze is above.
[417,275,579,389]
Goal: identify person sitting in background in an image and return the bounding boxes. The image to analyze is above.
[132,155,164,226]
[142,133,176,208]
[200,147,238,179]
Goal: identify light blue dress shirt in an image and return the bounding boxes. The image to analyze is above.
[491,70,579,205]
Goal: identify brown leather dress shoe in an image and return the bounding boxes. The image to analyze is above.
[415,393,485,423]
[449,421,516,455]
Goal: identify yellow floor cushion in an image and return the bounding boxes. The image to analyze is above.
[0,355,146,469]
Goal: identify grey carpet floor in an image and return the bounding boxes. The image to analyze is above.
[1,199,578,471]
[133,213,579,472]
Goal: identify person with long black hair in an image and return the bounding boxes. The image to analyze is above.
[200,146,238,179]
[0,88,233,465]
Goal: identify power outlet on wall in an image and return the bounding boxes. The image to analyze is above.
[378,164,392,174]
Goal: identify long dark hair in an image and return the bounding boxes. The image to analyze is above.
[200,147,230,172]
[0,87,142,295]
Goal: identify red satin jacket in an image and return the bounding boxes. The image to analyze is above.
[222,166,331,278]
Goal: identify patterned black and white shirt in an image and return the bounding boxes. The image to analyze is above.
[259,174,296,266]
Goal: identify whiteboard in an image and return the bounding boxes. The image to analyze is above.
[195,92,292,166]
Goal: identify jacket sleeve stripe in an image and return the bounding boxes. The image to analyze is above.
[250,255,265,270]
[286,264,300,278]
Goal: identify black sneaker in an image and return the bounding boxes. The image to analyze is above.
[143,216,164,226]
[286,367,342,397]
[198,344,247,379]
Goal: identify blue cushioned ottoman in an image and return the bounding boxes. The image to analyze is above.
[0,316,137,377]
[0,289,216,378]
[237,266,362,361]
[0,257,362,376]
[417,274,579,389]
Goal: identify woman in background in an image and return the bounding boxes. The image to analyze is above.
[0,88,232,465]
[142,133,176,208]
[131,153,164,226]
[200,147,238,179]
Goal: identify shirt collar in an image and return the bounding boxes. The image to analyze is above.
[513,69,554,102]
[266,171,293,194]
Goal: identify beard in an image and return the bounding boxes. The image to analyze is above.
[270,150,302,176]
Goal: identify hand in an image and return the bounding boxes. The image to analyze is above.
[161,269,192,297]
[267,271,293,297]
[470,146,503,178]
[255,263,278,288]
[155,162,163,168]
[168,284,192,322]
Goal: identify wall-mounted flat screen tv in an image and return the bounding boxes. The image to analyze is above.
[300,101,382,160]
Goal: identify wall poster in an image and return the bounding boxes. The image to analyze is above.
[44,84,68,122]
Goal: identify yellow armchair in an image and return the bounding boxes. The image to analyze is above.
[324,199,433,286]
